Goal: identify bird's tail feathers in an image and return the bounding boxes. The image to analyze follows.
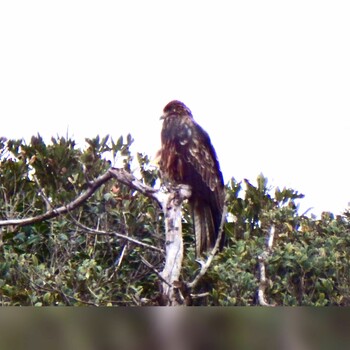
[192,200,216,257]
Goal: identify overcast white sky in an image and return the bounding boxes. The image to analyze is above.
[1,1,350,216]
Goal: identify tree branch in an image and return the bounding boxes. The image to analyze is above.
[257,224,276,306]
[109,167,164,206]
[33,174,53,211]
[140,255,171,287]
[160,185,191,305]
[0,170,114,227]
[0,167,161,228]
[72,219,164,254]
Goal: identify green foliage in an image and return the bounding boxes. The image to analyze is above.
[0,135,350,306]
[204,176,350,306]
[0,134,163,305]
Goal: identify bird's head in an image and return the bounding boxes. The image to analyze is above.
[160,100,193,120]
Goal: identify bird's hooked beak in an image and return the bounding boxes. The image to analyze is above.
[160,115,165,120]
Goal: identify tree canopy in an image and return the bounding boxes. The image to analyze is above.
[0,134,349,306]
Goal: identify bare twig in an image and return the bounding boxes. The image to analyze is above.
[190,292,210,299]
[140,255,171,287]
[72,219,164,254]
[28,269,98,306]
[33,175,53,211]
[115,245,127,269]
[186,196,228,290]
[257,224,276,306]
[108,244,128,282]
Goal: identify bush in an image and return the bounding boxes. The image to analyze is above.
[0,135,349,305]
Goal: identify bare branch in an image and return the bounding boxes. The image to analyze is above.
[115,245,127,269]
[160,185,191,305]
[33,175,53,211]
[190,292,210,299]
[186,196,228,290]
[0,167,162,228]
[72,219,164,254]
[140,255,171,287]
[257,224,276,307]
[267,224,275,251]
[109,167,164,206]
[107,244,128,282]
[0,170,114,227]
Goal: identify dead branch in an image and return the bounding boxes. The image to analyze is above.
[257,224,276,306]
[33,175,53,211]
[190,292,210,299]
[160,185,191,305]
[109,167,164,206]
[107,244,128,282]
[73,219,164,254]
[140,255,171,287]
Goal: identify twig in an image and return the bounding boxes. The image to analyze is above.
[140,255,171,287]
[29,271,98,306]
[301,207,313,217]
[107,244,128,282]
[186,196,228,289]
[190,292,210,299]
[115,245,127,268]
[72,219,164,254]
[33,175,53,211]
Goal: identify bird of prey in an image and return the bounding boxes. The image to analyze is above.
[159,100,225,256]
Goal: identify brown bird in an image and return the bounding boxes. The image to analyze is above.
[159,100,225,256]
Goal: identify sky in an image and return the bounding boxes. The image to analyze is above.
[1,1,350,217]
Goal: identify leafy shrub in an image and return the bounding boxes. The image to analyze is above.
[0,135,349,305]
